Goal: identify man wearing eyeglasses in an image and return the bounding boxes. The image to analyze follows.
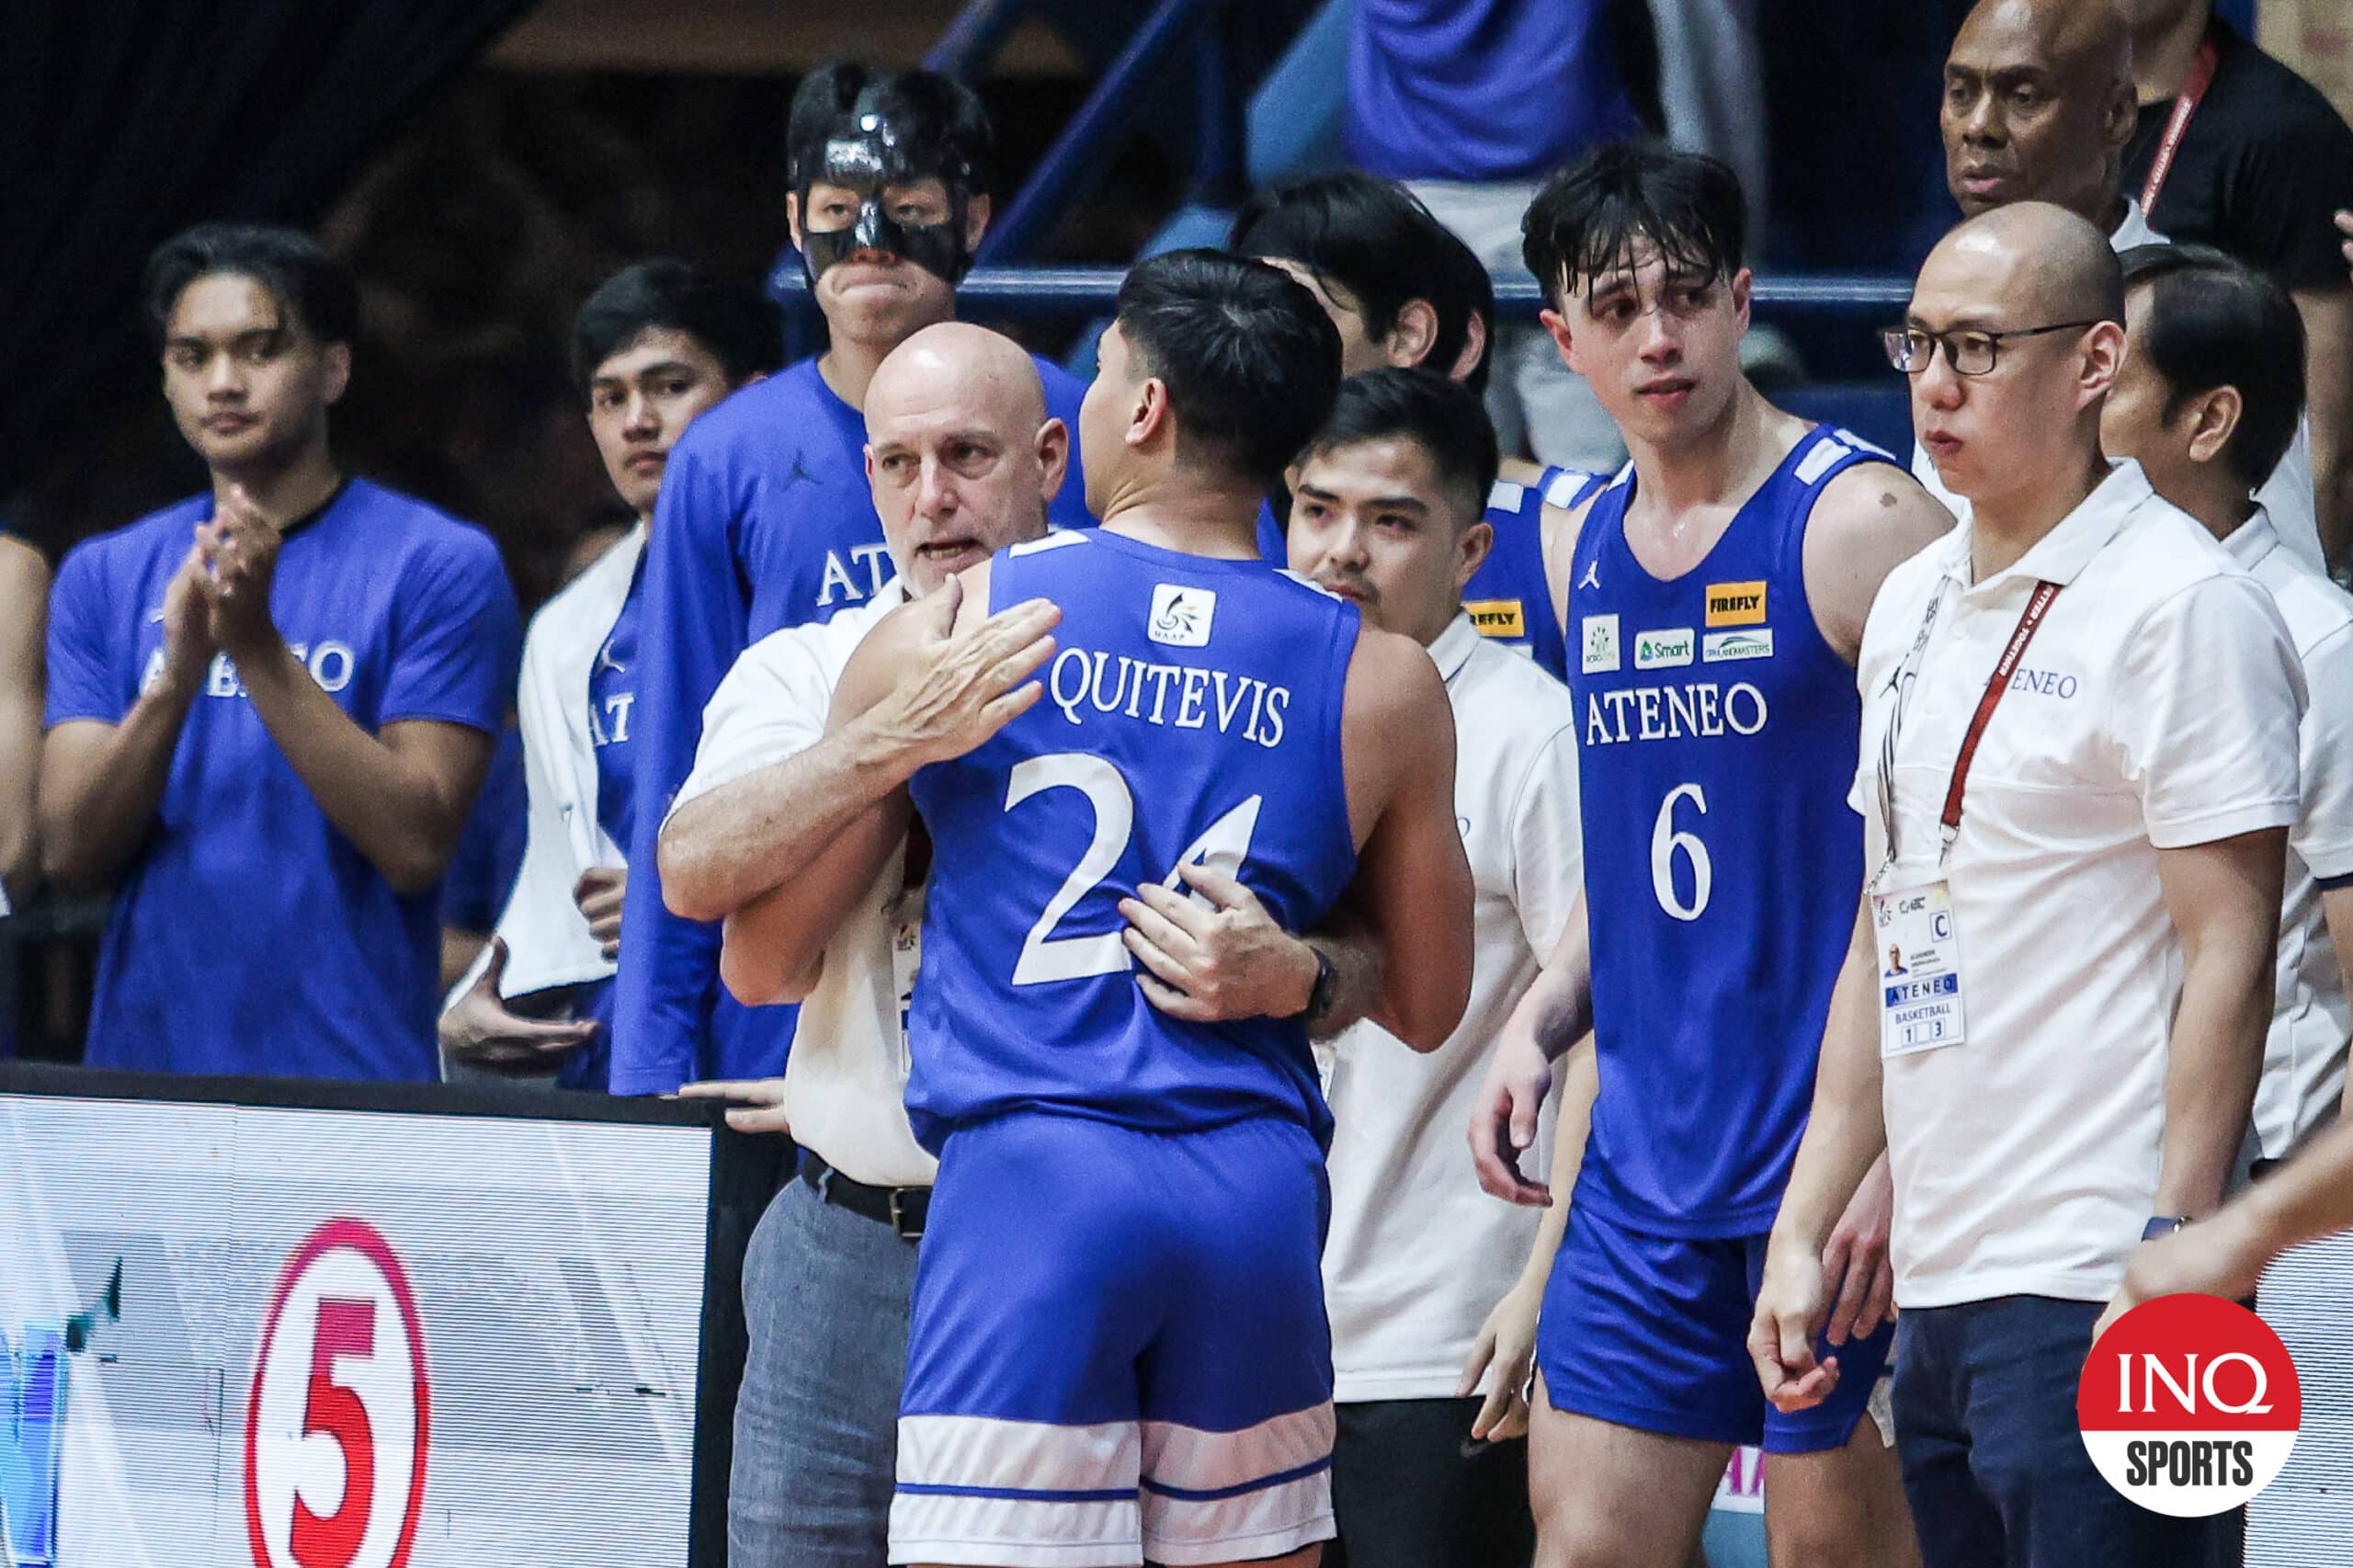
[1749,199,2303,1568]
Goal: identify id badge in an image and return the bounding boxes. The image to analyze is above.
[1870,878,1966,1057]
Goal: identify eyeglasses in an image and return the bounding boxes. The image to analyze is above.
[1881,321,2101,377]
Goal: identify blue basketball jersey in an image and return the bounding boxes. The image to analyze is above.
[1568,426,1895,1236]
[1463,464,1606,683]
[905,529,1361,1153]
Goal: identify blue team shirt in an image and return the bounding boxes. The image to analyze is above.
[46,479,520,1081]
[612,352,1093,1093]
[1256,464,1601,683]
[1347,0,1642,182]
[1567,426,1894,1235]
[905,529,1360,1153]
[439,723,526,936]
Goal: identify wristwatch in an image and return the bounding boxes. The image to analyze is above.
[2143,1215,2193,1241]
[1298,945,1337,1028]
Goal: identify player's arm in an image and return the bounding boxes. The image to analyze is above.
[40,541,213,895]
[1469,894,1591,1203]
[1800,463,1954,665]
[717,567,1059,1006]
[2152,829,2285,1218]
[1749,890,1886,1412]
[1341,627,1473,1052]
[0,539,50,906]
[198,494,497,894]
[2292,285,2353,572]
[1537,490,1600,643]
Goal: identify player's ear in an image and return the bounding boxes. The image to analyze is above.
[786,191,804,251]
[1456,517,1495,589]
[1387,299,1439,369]
[1730,267,1754,332]
[1035,415,1071,502]
[962,193,993,253]
[1539,307,1581,375]
[2185,387,2244,469]
[1448,311,1489,385]
[320,341,352,407]
[1131,377,1169,449]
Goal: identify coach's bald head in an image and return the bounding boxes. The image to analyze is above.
[1943,0,2137,229]
[864,322,1069,595]
[1907,204,2127,507]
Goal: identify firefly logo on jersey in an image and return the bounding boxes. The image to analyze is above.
[1463,599,1527,639]
[1047,647,1290,749]
[1705,581,1767,626]
[1148,585,1217,647]
[2078,1293,2301,1517]
[2,1264,123,1568]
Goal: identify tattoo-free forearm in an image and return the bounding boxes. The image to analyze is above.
[660,715,926,922]
[38,682,199,894]
[2156,930,2273,1217]
[234,639,482,895]
[1769,909,1887,1256]
[1513,1034,1596,1289]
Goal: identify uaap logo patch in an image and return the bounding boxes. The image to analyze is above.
[1148,585,1217,647]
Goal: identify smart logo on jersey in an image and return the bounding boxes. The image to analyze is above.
[1463,598,1527,640]
[1705,581,1767,627]
[1703,629,1774,664]
[2078,1293,2300,1517]
[1581,614,1621,674]
[1148,585,1217,647]
[1633,628,1695,669]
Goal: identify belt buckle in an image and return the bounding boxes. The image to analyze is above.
[889,1187,923,1242]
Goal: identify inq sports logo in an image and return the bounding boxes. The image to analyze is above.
[1,1265,123,1568]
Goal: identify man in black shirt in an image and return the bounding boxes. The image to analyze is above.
[2123,0,2353,572]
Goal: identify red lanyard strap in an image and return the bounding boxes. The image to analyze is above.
[1940,581,2063,838]
[2138,39,2219,217]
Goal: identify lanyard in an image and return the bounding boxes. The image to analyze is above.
[2138,39,2219,217]
[1878,579,2063,867]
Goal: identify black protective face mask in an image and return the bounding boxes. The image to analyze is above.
[795,113,974,288]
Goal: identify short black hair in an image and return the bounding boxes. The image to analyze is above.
[1300,368,1501,526]
[571,259,784,396]
[1112,249,1344,488]
[787,59,995,197]
[2119,244,2305,491]
[142,222,360,348]
[1231,173,1495,394]
[1522,141,1745,307]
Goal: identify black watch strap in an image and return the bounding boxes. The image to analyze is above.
[1300,946,1337,1027]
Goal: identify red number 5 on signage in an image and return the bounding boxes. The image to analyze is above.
[244,1219,432,1568]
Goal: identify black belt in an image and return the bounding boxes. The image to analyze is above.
[799,1149,929,1241]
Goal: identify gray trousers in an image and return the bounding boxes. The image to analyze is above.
[728,1171,921,1568]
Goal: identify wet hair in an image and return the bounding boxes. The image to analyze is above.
[142,222,360,348]
[1522,141,1745,307]
[1231,172,1495,394]
[787,59,995,198]
[1112,250,1344,489]
[1299,369,1500,526]
[570,259,784,396]
[2119,244,2306,491]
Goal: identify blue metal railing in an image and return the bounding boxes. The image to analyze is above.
[770,264,1915,322]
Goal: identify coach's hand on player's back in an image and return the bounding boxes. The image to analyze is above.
[1469,1031,1555,1208]
[858,575,1060,767]
[1117,860,1321,1023]
[1748,1240,1839,1414]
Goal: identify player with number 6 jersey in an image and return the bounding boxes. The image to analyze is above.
[1468,146,1951,1568]
[825,252,1472,1568]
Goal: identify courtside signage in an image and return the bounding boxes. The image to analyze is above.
[2078,1294,2301,1517]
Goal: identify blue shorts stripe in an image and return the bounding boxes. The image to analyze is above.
[895,1481,1139,1505]
[1140,1454,1332,1503]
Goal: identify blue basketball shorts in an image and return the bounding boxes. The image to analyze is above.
[1536,1202,1894,1454]
[890,1111,1336,1567]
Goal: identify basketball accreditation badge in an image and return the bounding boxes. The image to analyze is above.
[1871,878,1965,1056]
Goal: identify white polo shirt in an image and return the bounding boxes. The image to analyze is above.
[2224,510,2353,1160]
[1855,461,2302,1309]
[670,577,938,1188]
[1321,614,1581,1402]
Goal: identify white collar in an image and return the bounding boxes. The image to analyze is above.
[1940,460,2157,594]
[1428,612,1482,683]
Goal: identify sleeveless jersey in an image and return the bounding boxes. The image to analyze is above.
[1567,426,1896,1236]
[1464,464,1606,683]
[905,528,1362,1153]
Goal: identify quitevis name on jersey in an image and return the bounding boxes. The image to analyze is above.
[1045,645,1293,751]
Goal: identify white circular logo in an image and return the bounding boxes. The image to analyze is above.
[244,1219,431,1568]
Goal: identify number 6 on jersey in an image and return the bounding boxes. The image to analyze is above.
[1651,782,1711,921]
